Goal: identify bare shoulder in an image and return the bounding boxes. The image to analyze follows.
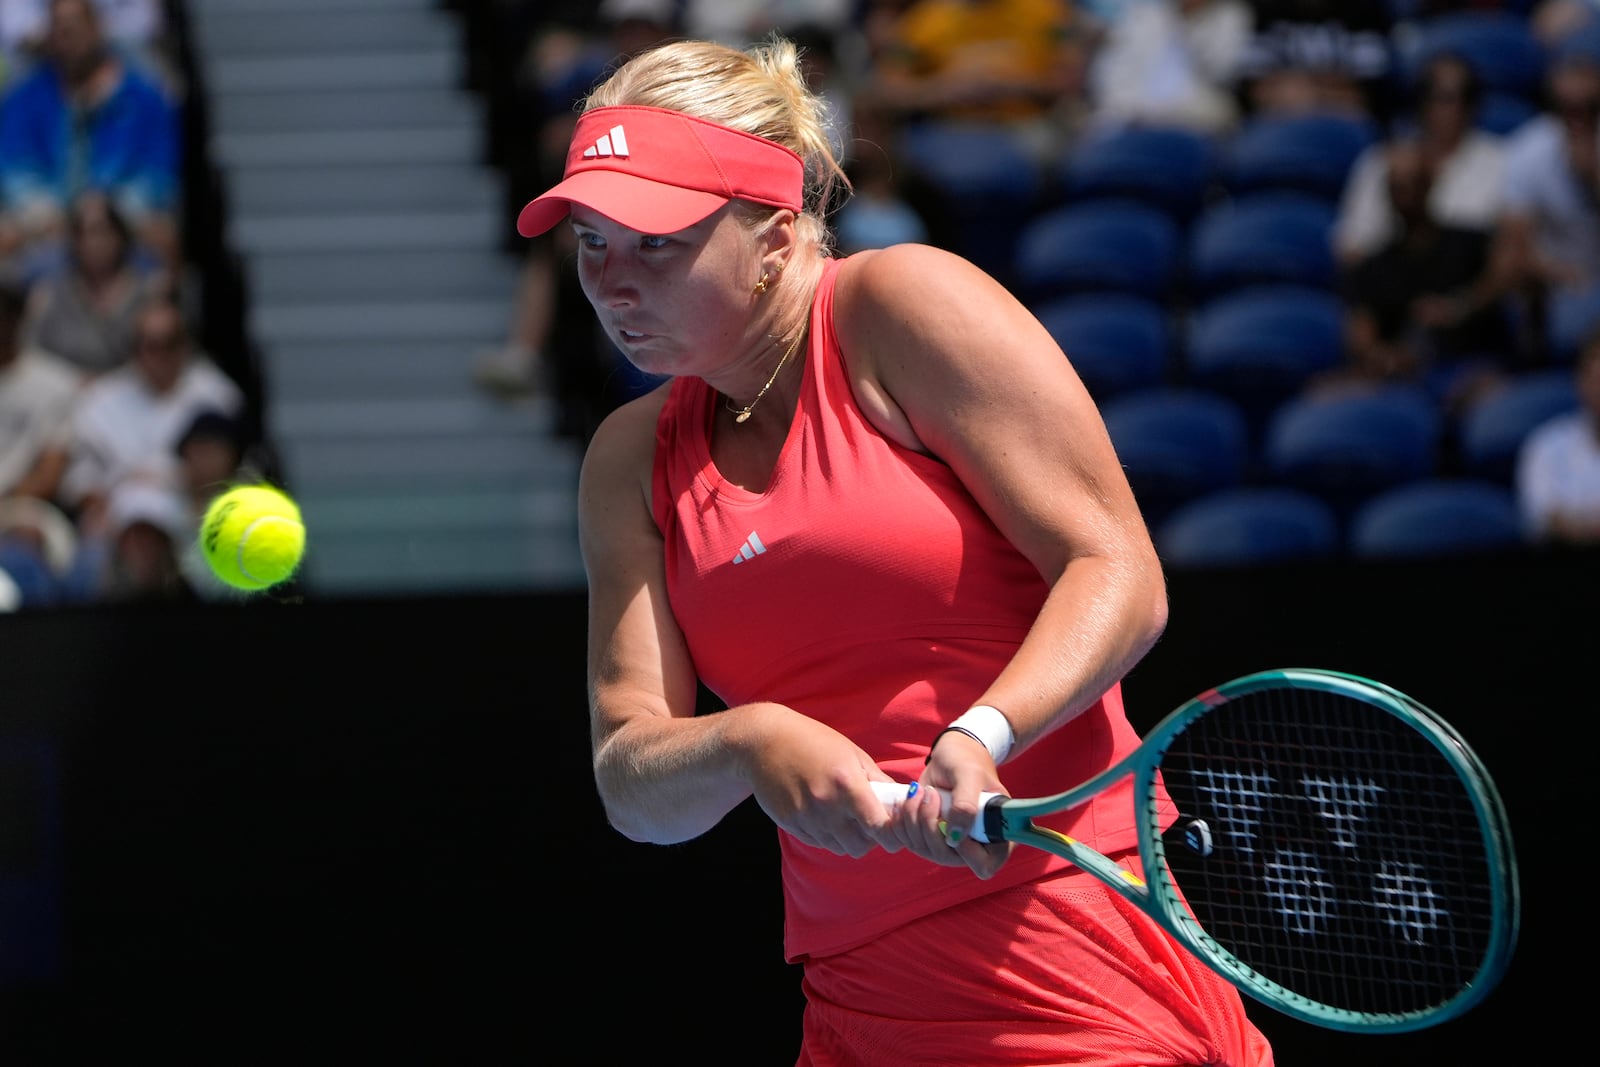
[830,245,1045,450]
[578,382,672,528]
[834,243,1006,331]
[832,242,1044,383]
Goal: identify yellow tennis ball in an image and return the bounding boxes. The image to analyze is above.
[199,484,305,592]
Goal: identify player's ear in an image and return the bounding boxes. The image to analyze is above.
[756,208,798,268]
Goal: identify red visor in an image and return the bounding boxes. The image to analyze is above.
[517,105,806,237]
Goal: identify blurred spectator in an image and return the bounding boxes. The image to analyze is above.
[1491,38,1600,363]
[0,0,181,281]
[56,294,243,535]
[1334,51,1506,267]
[475,0,682,429]
[61,475,195,602]
[170,407,261,599]
[855,0,1096,163]
[1,0,168,65]
[0,492,76,601]
[833,135,932,254]
[0,276,77,504]
[18,188,166,376]
[1236,0,1394,121]
[1531,0,1600,50]
[1336,136,1514,410]
[682,0,859,48]
[1515,320,1600,543]
[1086,0,1254,135]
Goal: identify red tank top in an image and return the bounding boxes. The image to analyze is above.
[652,256,1151,960]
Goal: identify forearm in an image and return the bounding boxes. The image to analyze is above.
[592,701,774,845]
[976,551,1167,759]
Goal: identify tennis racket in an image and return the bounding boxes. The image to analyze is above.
[871,667,1520,1033]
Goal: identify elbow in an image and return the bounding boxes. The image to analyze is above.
[1144,586,1170,653]
[603,802,702,847]
[605,809,659,845]
[1136,553,1170,654]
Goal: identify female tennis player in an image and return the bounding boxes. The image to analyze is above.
[521,34,1274,1067]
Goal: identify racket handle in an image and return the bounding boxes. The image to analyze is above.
[869,780,1003,844]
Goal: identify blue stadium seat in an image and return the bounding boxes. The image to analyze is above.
[0,542,60,608]
[1263,384,1444,520]
[1400,12,1547,102]
[1013,199,1182,302]
[1548,282,1600,364]
[1034,293,1172,403]
[1456,369,1580,484]
[1221,112,1380,203]
[1100,387,1251,528]
[1187,192,1337,298]
[1183,285,1346,433]
[1156,487,1342,568]
[1056,124,1217,223]
[1477,90,1539,136]
[895,120,1046,285]
[1348,479,1524,559]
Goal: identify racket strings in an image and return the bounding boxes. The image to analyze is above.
[1153,685,1503,1019]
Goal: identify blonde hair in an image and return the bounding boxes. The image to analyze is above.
[584,35,850,256]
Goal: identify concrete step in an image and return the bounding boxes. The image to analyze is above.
[250,297,509,345]
[299,485,579,536]
[207,88,481,135]
[210,125,484,169]
[199,50,463,94]
[267,395,555,440]
[227,209,505,255]
[260,337,523,404]
[298,523,586,596]
[276,434,577,493]
[190,3,456,58]
[246,248,517,302]
[226,163,503,218]
[293,481,584,596]
[192,0,436,14]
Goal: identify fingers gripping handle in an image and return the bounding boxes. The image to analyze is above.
[870,781,1004,843]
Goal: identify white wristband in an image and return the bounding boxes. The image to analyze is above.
[947,705,1015,765]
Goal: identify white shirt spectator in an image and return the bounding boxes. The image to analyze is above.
[1516,407,1600,539]
[0,342,78,495]
[681,0,855,46]
[1334,129,1507,262]
[1088,0,1252,134]
[1500,113,1600,293]
[58,353,241,508]
[0,0,164,56]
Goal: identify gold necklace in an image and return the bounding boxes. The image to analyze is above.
[726,326,806,424]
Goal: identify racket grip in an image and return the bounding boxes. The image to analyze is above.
[869,780,1002,843]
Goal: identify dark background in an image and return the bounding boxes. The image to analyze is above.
[0,547,1590,1064]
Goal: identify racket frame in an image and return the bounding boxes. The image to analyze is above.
[989,667,1520,1033]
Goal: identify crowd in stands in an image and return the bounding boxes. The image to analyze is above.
[464,0,1600,565]
[0,0,264,611]
[5,0,1600,612]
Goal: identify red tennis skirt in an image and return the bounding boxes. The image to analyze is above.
[796,854,1275,1067]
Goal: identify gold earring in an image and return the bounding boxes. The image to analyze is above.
[753,271,771,295]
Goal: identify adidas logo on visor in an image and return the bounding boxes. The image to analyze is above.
[582,124,630,159]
